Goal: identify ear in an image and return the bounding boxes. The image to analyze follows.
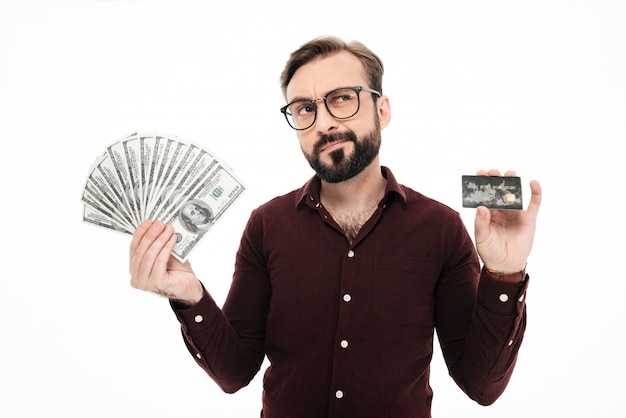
[377,95,391,130]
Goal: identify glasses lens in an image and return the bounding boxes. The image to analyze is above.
[286,100,316,130]
[326,88,360,119]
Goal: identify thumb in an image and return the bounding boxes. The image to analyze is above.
[474,206,491,245]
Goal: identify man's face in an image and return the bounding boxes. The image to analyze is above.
[182,203,207,224]
[285,51,389,183]
[306,116,381,183]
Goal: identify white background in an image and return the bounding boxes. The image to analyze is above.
[1,0,624,416]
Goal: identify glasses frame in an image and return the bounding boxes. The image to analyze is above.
[280,86,381,131]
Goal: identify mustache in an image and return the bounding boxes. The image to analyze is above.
[314,131,357,153]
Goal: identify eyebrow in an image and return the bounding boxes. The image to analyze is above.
[286,86,350,103]
[287,95,313,103]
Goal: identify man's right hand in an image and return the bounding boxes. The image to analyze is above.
[129,220,203,306]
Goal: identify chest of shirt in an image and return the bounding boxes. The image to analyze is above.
[258,200,450,349]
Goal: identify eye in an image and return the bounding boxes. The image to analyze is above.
[299,104,315,115]
[291,100,316,116]
[328,89,356,105]
[337,94,354,103]
[298,103,316,116]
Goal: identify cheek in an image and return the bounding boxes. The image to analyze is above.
[297,132,315,153]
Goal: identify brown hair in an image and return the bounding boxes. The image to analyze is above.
[279,36,384,98]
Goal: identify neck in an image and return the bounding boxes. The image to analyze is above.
[320,161,386,211]
[319,161,386,244]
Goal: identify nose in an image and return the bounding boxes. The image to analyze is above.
[314,98,338,132]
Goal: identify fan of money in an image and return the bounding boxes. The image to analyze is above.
[82,131,246,261]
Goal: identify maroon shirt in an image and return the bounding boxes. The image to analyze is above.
[171,167,528,417]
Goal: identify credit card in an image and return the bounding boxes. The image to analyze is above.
[461,175,522,210]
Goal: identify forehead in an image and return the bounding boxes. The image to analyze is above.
[286,51,368,101]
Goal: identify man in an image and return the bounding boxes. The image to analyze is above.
[178,200,213,233]
[129,36,542,417]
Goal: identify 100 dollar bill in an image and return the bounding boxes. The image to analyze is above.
[165,165,245,261]
[82,131,246,262]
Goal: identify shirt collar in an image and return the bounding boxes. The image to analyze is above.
[295,166,407,208]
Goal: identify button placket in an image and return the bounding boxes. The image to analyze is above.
[334,247,355,403]
[342,249,355,303]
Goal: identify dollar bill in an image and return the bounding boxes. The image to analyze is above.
[105,132,141,225]
[146,136,188,220]
[82,180,134,232]
[82,200,133,234]
[84,155,136,228]
[121,134,145,222]
[82,131,246,262]
[166,165,245,261]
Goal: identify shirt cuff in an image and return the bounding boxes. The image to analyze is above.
[169,282,222,331]
[477,269,529,316]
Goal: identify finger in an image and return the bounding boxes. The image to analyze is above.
[138,228,178,294]
[130,221,172,289]
[474,205,492,246]
[152,226,178,276]
[526,179,542,217]
[476,169,519,177]
[166,251,188,271]
[476,169,508,177]
[130,219,153,270]
[138,220,169,252]
[132,220,166,271]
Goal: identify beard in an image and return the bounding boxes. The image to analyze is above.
[304,120,382,184]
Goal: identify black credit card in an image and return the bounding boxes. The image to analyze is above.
[461,175,523,210]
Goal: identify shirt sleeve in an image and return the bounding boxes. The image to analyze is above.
[169,209,270,394]
[467,270,529,403]
[435,216,529,406]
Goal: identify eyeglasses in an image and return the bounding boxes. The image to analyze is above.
[280,86,381,130]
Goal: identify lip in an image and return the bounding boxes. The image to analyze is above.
[320,140,348,153]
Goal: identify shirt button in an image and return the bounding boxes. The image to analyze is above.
[519,294,525,302]
[343,294,352,302]
[194,315,204,323]
[347,250,355,258]
[196,353,202,359]
[340,340,349,348]
[508,339,514,346]
[499,293,509,303]
[335,390,344,399]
